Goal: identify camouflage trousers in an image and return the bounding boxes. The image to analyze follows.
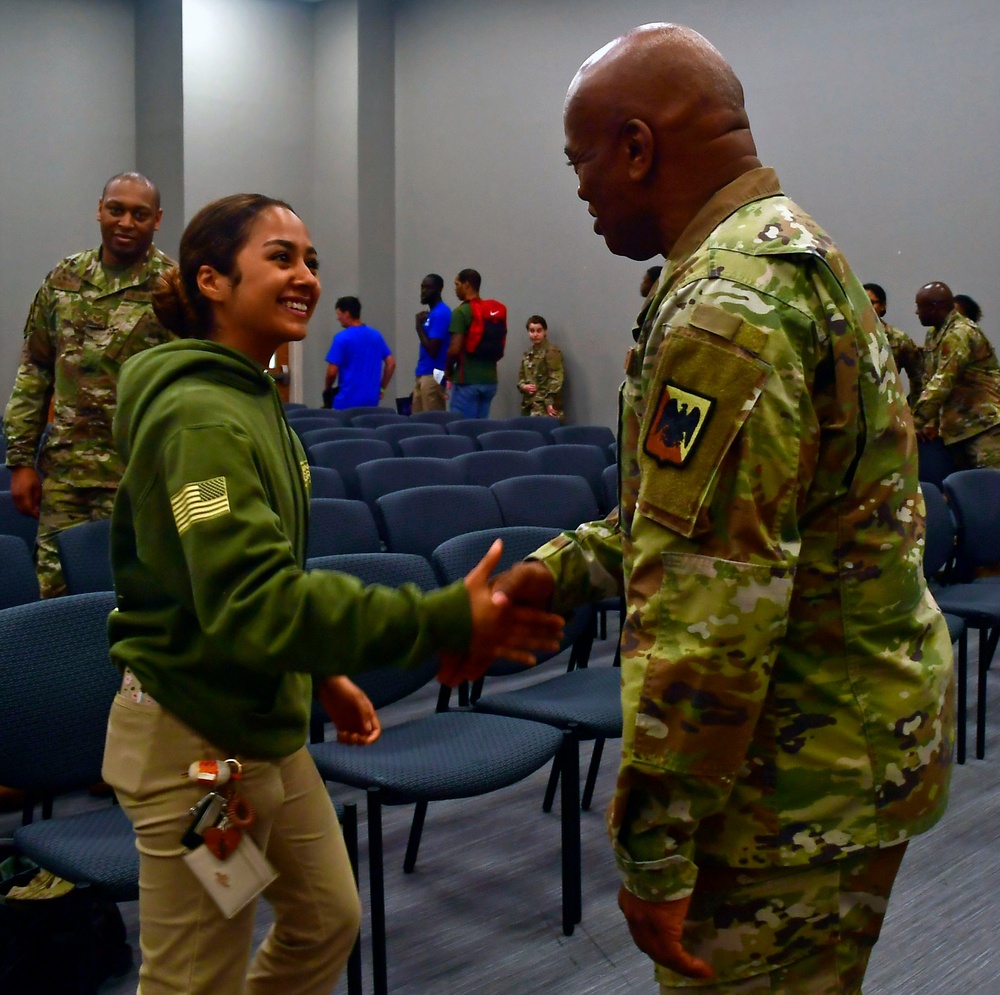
[949,424,1000,470]
[36,479,116,598]
[656,843,907,994]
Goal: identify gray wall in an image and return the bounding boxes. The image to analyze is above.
[393,0,1000,426]
[0,0,136,390]
[1,0,997,427]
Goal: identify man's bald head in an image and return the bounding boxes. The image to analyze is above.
[915,281,954,329]
[563,23,760,260]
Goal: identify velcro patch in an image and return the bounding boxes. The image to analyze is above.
[300,461,311,489]
[643,381,715,467]
[170,477,230,536]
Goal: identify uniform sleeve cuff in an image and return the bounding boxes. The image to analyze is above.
[614,851,698,903]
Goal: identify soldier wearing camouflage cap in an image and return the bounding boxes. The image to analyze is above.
[493,23,953,993]
[912,281,1000,469]
[3,172,174,597]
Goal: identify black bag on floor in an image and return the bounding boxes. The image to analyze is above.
[0,857,133,995]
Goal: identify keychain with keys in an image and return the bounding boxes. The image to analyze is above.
[185,759,256,862]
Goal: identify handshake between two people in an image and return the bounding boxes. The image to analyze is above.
[437,539,564,688]
[318,540,564,747]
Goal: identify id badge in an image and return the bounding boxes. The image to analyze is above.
[183,834,277,919]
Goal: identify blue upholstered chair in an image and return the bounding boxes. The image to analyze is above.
[505,414,561,439]
[356,457,464,510]
[0,592,138,900]
[477,429,546,452]
[396,434,476,459]
[454,449,543,487]
[307,439,395,497]
[55,518,113,594]
[352,413,408,429]
[444,417,507,442]
[0,534,40,608]
[307,552,575,995]
[490,474,599,530]
[534,443,609,505]
[375,485,502,558]
[0,490,39,551]
[550,424,616,459]
[306,499,382,558]
[307,465,347,499]
[408,410,465,426]
[372,422,445,455]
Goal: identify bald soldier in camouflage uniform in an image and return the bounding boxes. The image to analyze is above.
[3,173,173,597]
[495,25,953,994]
[911,281,1000,469]
[518,314,565,421]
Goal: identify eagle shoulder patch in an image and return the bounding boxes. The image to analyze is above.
[643,380,715,467]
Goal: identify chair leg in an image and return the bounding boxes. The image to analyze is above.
[435,683,453,712]
[956,630,968,765]
[559,727,581,934]
[403,801,428,873]
[309,705,325,744]
[341,802,362,995]
[367,788,388,995]
[976,626,1000,760]
[542,757,560,813]
[582,738,605,811]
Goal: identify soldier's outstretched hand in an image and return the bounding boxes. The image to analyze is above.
[437,540,564,687]
[490,559,556,610]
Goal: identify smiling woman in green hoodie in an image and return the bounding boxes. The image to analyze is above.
[101,193,563,995]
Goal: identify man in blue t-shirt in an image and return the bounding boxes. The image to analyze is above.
[412,273,452,412]
[324,296,396,410]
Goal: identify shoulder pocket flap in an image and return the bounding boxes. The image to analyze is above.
[638,326,771,538]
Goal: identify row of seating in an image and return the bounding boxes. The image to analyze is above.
[308,445,617,508]
[10,474,609,603]
[297,423,616,463]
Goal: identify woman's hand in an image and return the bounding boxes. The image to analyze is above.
[317,675,381,745]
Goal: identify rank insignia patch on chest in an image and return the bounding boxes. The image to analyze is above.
[643,380,715,467]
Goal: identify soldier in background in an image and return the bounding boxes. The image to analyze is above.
[912,280,1000,468]
[3,172,173,596]
[494,23,952,992]
[864,281,923,407]
[517,314,565,421]
[954,293,982,325]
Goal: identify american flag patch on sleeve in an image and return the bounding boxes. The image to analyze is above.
[170,476,231,535]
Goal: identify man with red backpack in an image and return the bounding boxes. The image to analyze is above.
[446,268,507,417]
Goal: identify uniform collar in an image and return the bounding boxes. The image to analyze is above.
[665,167,783,268]
[83,245,159,295]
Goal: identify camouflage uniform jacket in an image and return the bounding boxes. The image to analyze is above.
[4,246,174,487]
[911,311,1000,444]
[532,168,953,903]
[518,340,565,418]
[882,320,923,408]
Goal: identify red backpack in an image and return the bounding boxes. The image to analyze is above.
[464,298,507,362]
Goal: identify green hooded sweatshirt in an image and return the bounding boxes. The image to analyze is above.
[109,339,471,759]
